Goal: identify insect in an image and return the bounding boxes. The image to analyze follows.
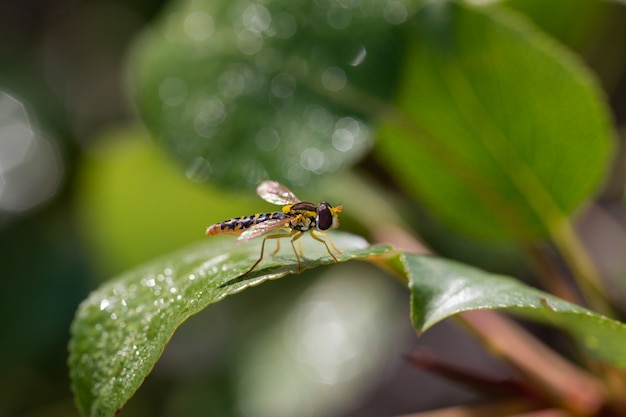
[206,180,343,277]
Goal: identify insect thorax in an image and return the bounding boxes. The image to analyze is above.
[286,202,318,232]
[289,214,316,232]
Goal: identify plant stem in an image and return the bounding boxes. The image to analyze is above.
[550,218,614,317]
[456,310,605,416]
[393,399,541,417]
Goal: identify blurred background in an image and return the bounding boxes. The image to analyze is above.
[1,0,626,416]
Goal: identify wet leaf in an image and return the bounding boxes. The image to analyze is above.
[68,232,391,417]
[129,0,406,187]
[403,254,626,368]
[377,2,613,240]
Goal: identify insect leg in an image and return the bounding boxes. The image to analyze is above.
[289,231,305,272]
[269,239,281,257]
[241,233,287,277]
[310,230,341,262]
[314,230,343,254]
[297,238,304,256]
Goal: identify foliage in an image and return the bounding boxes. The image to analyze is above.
[69,234,391,417]
[65,0,626,416]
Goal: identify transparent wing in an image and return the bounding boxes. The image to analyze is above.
[256,181,301,205]
[237,217,293,242]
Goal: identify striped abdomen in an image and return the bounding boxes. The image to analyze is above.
[206,212,289,236]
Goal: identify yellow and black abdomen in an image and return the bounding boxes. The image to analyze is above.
[206,212,289,236]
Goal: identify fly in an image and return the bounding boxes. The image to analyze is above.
[206,180,343,277]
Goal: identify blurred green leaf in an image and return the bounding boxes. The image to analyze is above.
[506,0,609,50]
[76,127,267,276]
[237,263,406,417]
[69,232,391,417]
[377,2,613,240]
[403,254,626,368]
[129,0,406,187]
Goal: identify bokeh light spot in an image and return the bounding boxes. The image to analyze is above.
[217,70,246,98]
[327,6,352,30]
[243,5,272,33]
[159,77,188,106]
[255,127,281,152]
[273,13,297,39]
[185,157,212,182]
[271,73,296,99]
[0,92,63,212]
[237,30,264,55]
[384,1,408,24]
[183,11,215,41]
[321,67,347,92]
[307,106,334,134]
[300,147,325,172]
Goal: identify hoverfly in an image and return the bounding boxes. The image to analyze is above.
[206,180,343,277]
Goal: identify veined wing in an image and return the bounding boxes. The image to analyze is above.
[257,180,301,205]
[237,216,293,242]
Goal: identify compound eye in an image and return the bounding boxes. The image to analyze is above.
[317,203,333,230]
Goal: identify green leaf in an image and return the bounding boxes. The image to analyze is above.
[377,2,613,240]
[76,127,268,276]
[68,232,391,417]
[129,0,406,187]
[403,253,626,368]
[506,0,612,51]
